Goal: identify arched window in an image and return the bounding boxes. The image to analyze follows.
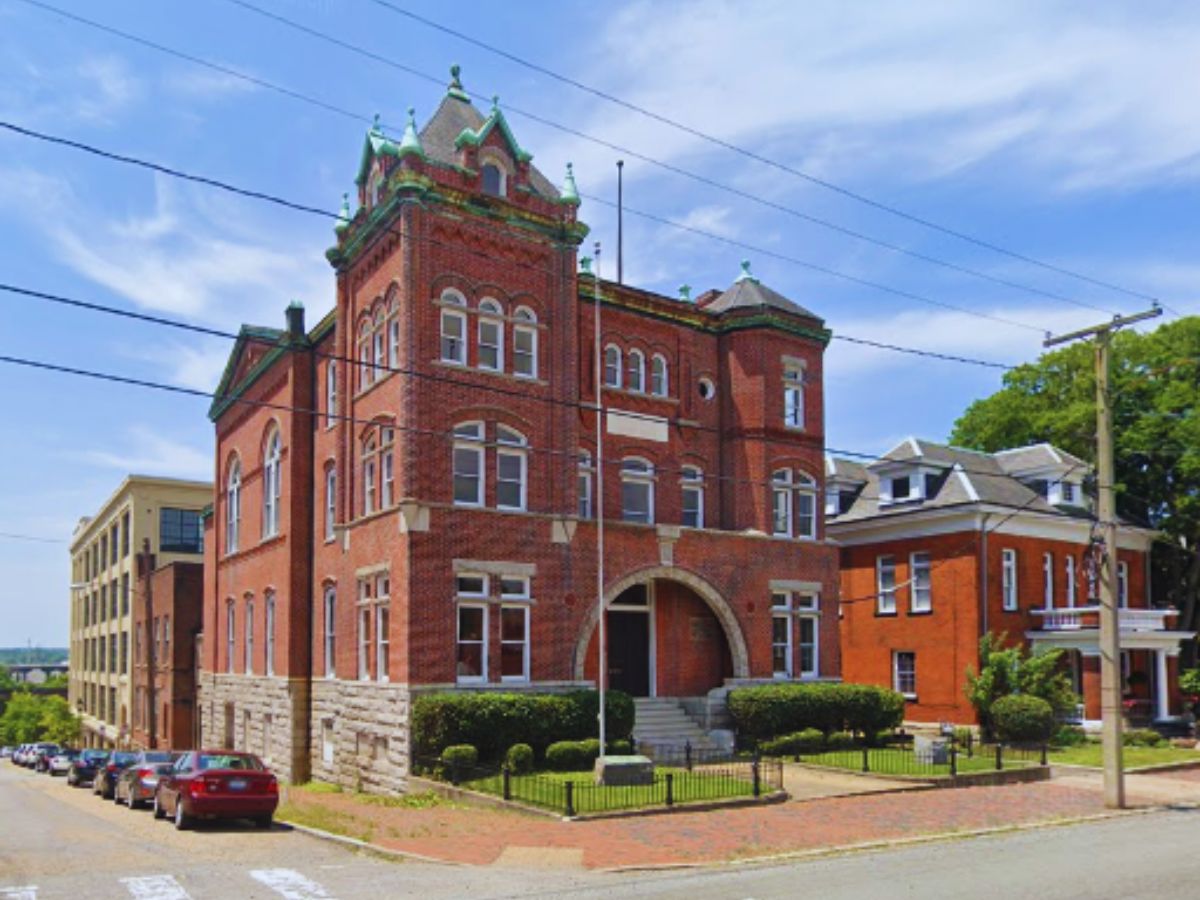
[621,458,655,524]
[362,435,377,516]
[481,162,505,197]
[496,425,527,511]
[358,319,373,389]
[325,360,337,429]
[440,291,467,364]
[681,465,704,528]
[478,298,504,372]
[367,164,385,208]
[513,307,538,379]
[244,598,255,675]
[372,308,386,380]
[772,468,817,539]
[380,426,395,508]
[387,296,401,367]
[651,354,669,397]
[603,345,622,388]
[226,459,241,554]
[323,587,337,679]
[577,449,593,519]
[783,363,805,429]
[225,600,236,674]
[262,430,281,539]
[324,464,337,542]
[626,349,645,393]
[452,421,484,506]
[265,591,276,677]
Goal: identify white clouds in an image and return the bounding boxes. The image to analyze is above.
[162,68,259,100]
[69,425,213,481]
[72,56,141,122]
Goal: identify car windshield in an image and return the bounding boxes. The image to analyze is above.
[83,750,109,762]
[196,753,264,772]
[143,752,173,763]
[113,752,138,765]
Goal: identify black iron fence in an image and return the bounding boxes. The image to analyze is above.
[413,753,783,817]
[776,738,1047,778]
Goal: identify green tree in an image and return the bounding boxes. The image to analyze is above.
[966,633,1078,739]
[951,317,1200,660]
[38,696,81,746]
[0,691,45,744]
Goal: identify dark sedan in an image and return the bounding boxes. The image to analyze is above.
[154,751,278,830]
[67,749,110,787]
[114,752,177,809]
[92,751,138,799]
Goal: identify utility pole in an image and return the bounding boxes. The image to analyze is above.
[1044,305,1161,809]
[140,538,157,750]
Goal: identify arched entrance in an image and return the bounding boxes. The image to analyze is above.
[574,567,749,698]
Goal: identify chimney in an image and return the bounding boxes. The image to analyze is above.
[286,300,305,338]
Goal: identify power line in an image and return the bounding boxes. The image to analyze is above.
[364,0,1159,310]
[0,119,1019,370]
[0,531,65,545]
[26,0,1113,321]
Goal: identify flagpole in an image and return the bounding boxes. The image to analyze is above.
[593,241,606,758]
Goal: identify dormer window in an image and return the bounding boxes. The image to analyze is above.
[481,163,505,197]
[891,476,912,501]
[825,485,841,517]
[1045,479,1081,506]
[879,469,933,505]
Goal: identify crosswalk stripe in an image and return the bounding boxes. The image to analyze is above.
[0,887,38,900]
[119,875,192,900]
[249,868,333,900]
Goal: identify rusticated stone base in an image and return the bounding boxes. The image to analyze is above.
[310,679,411,794]
[197,672,311,784]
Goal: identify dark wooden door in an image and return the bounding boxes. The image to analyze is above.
[607,611,650,697]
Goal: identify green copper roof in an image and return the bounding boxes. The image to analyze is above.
[735,259,759,283]
[447,63,469,102]
[560,162,580,206]
[335,192,351,233]
[398,107,424,157]
[453,100,533,164]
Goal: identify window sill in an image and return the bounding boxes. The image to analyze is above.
[352,371,395,400]
[901,693,918,701]
[875,610,898,618]
[602,386,679,404]
[432,359,548,386]
[908,608,934,616]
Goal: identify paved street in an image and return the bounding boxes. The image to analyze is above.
[5,761,1200,899]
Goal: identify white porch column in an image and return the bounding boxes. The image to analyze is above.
[1155,650,1170,720]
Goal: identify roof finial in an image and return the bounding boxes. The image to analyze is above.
[579,256,593,275]
[371,112,382,134]
[679,284,692,302]
[399,106,423,156]
[736,259,758,283]
[492,94,500,112]
[560,162,580,205]
[335,192,351,233]
[448,63,469,101]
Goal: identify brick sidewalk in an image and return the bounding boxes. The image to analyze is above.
[281,782,1111,869]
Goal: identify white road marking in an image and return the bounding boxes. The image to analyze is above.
[249,868,334,899]
[119,875,192,900]
[0,887,38,900]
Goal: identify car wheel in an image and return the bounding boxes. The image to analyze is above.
[174,799,191,831]
[254,815,273,830]
[153,793,165,820]
[128,792,140,810]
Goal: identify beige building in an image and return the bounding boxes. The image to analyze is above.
[69,475,211,748]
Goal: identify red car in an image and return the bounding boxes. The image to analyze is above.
[153,750,278,831]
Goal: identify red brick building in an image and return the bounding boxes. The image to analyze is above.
[197,69,841,789]
[829,439,1193,727]
[132,560,203,750]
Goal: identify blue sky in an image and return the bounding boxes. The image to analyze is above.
[2,0,1198,647]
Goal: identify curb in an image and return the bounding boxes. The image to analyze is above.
[277,818,462,867]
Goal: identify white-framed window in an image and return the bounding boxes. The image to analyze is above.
[457,604,487,683]
[772,470,793,537]
[771,592,793,678]
[1043,552,1054,610]
[1118,560,1129,608]
[797,594,819,678]
[893,651,916,698]
[1065,555,1076,609]
[577,450,593,519]
[226,459,241,554]
[362,436,377,516]
[358,605,371,681]
[772,469,817,539]
[265,591,276,677]
[877,555,897,614]
[372,309,385,380]
[1002,548,1018,611]
[376,602,390,683]
[456,572,489,598]
[440,292,467,364]
[387,299,401,367]
[513,307,537,378]
[500,576,530,600]
[262,430,281,539]
[681,465,704,528]
[620,457,655,524]
[244,599,255,675]
[325,360,337,429]
[650,354,668,397]
[381,427,395,509]
[325,465,337,541]
[481,162,505,197]
[478,299,503,372]
[783,364,804,429]
[323,587,336,679]
[496,425,527,511]
[500,605,529,682]
[453,421,484,506]
[910,551,932,613]
[603,344,621,388]
[225,600,235,674]
[626,349,645,393]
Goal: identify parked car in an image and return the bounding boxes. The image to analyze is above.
[0,746,12,759]
[31,744,61,772]
[154,751,278,830]
[93,751,138,799]
[48,749,80,776]
[11,744,29,765]
[67,749,110,787]
[115,751,177,809]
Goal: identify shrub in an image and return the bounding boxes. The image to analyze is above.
[952,727,975,747]
[1051,725,1088,748]
[505,743,534,774]
[991,695,1055,743]
[608,739,633,755]
[1123,728,1164,748]
[440,744,478,771]
[826,731,856,750]
[760,728,825,757]
[411,690,634,761]
[544,739,602,771]
[728,683,905,741]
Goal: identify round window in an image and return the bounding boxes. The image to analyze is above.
[698,377,715,400]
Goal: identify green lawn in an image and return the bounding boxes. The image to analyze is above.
[463,766,760,815]
[1049,744,1200,769]
[792,747,1039,777]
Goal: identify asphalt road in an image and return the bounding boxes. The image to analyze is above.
[3,761,1199,899]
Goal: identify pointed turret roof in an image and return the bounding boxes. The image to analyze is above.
[704,260,822,320]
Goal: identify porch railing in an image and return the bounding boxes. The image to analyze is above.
[1032,607,1176,633]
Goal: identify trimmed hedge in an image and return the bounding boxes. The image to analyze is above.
[441,744,478,769]
[1123,728,1164,748]
[761,727,825,757]
[411,690,635,762]
[505,743,534,774]
[991,694,1055,743]
[728,683,905,742]
[826,730,856,750]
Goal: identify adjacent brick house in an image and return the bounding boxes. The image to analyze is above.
[197,69,841,790]
[131,560,203,750]
[829,439,1194,727]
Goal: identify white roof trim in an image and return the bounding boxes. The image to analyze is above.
[953,464,980,502]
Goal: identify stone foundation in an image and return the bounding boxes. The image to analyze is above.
[310,679,412,794]
[197,672,311,784]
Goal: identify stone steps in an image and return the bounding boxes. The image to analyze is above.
[632,698,719,751]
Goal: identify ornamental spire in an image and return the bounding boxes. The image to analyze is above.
[560,162,580,205]
[335,192,351,233]
[448,63,469,102]
[735,259,759,283]
[398,107,423,156]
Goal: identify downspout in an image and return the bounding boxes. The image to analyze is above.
[979,513,991,640]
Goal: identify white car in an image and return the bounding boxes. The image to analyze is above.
[48,750,79,776]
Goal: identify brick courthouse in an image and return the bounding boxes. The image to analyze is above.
[198,69,840,789]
